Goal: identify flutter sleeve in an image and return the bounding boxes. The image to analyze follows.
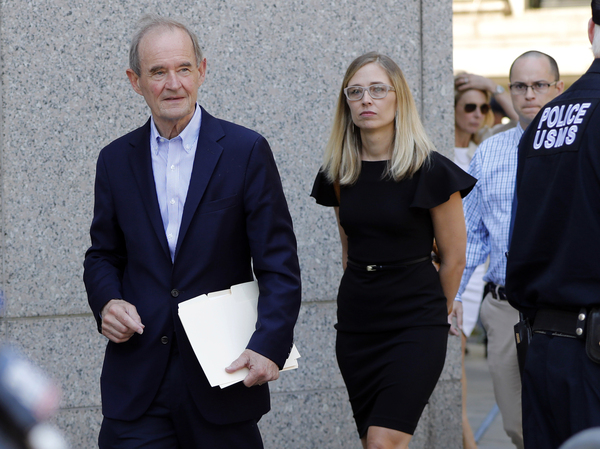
[410,151,477,209]
[310,169,339,207]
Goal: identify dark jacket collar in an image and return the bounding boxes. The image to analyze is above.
[126,107,226,263]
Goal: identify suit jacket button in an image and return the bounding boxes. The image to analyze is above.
[161,336,169,345]
[171,289,179,298]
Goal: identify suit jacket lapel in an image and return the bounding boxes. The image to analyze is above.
[174,108,224,261]
[128,120,171,261]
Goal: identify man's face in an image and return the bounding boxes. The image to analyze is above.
[510,56,564,128]
[126,27,206,138]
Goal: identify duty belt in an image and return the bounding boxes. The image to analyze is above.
[532,308,588,339]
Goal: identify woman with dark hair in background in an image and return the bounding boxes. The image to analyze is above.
[452,73,516,449]
[453,76,494,449]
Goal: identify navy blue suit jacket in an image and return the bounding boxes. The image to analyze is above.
[83,108,301,424]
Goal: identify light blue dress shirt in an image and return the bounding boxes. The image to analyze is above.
[456,124,524,301]
[150,105,202,261]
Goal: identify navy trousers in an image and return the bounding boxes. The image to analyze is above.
[98,345,264,449]
[522,333,600,449]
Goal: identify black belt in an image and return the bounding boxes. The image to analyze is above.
[532,308,588,339]
[347,255,431,272]
[484,282,507,300]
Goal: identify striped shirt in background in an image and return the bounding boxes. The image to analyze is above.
[456,124,524,300]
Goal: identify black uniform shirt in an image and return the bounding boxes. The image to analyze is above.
[506,58,600,318]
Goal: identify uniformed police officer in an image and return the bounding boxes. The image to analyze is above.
[506,1,600,448]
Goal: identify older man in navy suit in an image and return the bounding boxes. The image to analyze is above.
[83,14,301,449]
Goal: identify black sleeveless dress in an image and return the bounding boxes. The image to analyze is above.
[311,152,476,436]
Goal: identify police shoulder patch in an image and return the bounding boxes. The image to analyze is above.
[526,98,599,157]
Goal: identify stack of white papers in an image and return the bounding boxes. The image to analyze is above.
[178,280,300,388]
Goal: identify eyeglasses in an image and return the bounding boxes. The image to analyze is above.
[344,84,395,101]
[509,81,557,95]
[464,103,490,114]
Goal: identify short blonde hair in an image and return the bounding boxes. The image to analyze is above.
[322,52,435,185]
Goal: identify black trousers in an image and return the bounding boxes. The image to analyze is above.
[98,346,264,449]
[522,333,600,449]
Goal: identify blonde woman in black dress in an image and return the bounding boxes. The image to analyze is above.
[311,52,476,449]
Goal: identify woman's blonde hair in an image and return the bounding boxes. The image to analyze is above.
[453,79,494,145]
[323,52,435,185]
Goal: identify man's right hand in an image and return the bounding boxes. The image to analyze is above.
[101,299,145,343]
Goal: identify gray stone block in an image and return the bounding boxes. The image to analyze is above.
[1,316,103,408]
[422,0,456,158]
[271,302,345,393]
[411,379,462,449]
[53,406,102,449]
[440,331,463,382]
[260,389,361,449]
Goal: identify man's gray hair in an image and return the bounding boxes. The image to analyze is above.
[129,14,203,76]
[593,23,600,59]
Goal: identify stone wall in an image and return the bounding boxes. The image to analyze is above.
[0,1,459,447]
